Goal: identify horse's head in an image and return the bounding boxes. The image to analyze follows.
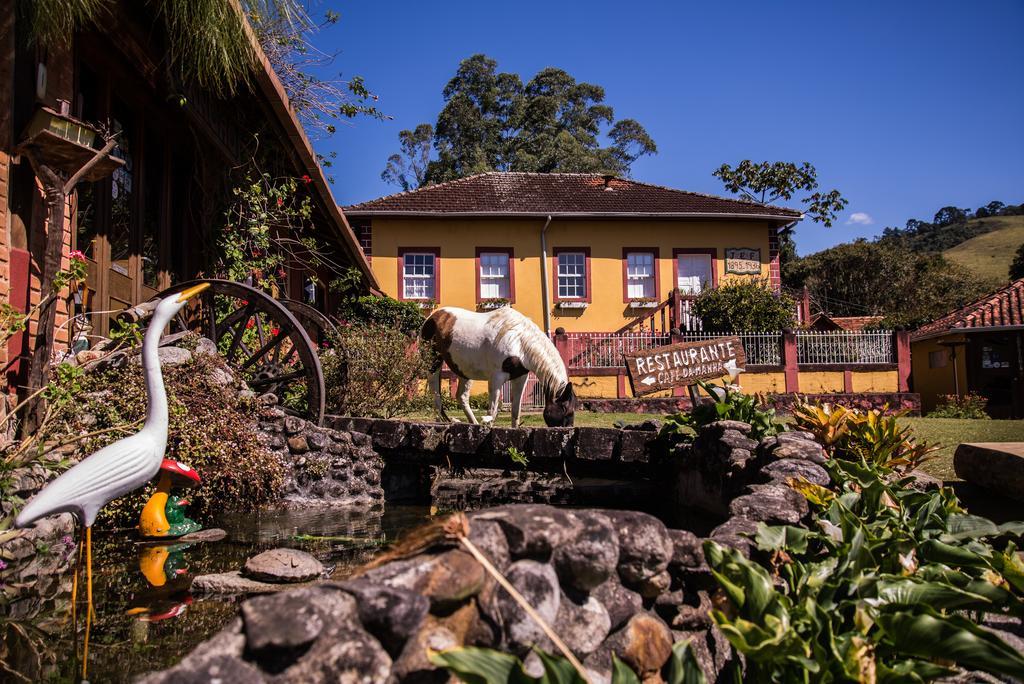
[543,382,576,427]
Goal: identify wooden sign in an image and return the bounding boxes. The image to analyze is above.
[725,248,761,275]
[624,336,746,396]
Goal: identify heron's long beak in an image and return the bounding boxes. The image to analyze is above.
[176,282,211,303]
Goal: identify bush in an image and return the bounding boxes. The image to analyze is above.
[335,294,425,335]
[928,393,989,420]
[323,324,434,418]
[691,279,795,331]
[43,351,284,528]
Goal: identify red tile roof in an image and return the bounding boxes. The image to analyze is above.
[810,314,884,331]
[912,279,1024,340]
[343,172,802,220]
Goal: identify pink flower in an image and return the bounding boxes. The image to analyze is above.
[301,175,312,184]
[276,197,284,207]
[69,250,86,262]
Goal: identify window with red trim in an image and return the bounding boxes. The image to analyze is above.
[402,252,436,300]
[479,252,511,299]
[557,252,587,299]
[625,251,656,299]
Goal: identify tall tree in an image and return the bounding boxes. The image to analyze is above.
[713,161,847,227]
[784,240,996,328]
[381,124,433,191]
[382,54,657,188]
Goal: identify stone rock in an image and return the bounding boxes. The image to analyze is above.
[575,427,619,461]
[276,619,391,683]
[306,431,328,451]
[446,422,491,454]
[195,337,219,357]
[729,484,809,524]
[407,422,449,453]
[490,426,532,458]
[596,613,673,679]
[242,588,328,653]
[619,429,655,463]
[710,517,760,557]
[178,528,227,543]
[668,529,705,570]
[75,349,105,365]
[467,517,512,571]
[710,420,753,434]
[531,427,575,461]
[207,367,234,387]
[257,392,279,407]
[771,438,827,465]
[553,593,611,657]
[906,468,943,492]
[242,548,324,583]
[671,591,714,631]
[287,436,310,454]
[603,510,673,589]
[142,654,268,683]
[192,571,313,595]
[955,443,1024,501]
[592,581,643,630]
[620,419,662,432]
[633,569,672,599]
[553,511,619,592]
[761,458,830,487]
[481,560,560,653]
[284,416,306,435]
[371,419,409,450]
[361,549,485,610]
[473,504,582,560]
[335,579,429,656]
[719,429,759,452]
[156,346,192,367]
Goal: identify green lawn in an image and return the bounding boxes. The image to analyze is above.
[901,417,1024,481]
[943,215,1024,282]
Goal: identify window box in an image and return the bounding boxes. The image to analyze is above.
[479,298,509,310]
[415,300,436,310]
[557,300,588,309]
[628,298,659,309]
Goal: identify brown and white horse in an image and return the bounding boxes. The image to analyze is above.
[420,306,576,427]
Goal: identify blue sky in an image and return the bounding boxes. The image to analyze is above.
[314,0,1024,255]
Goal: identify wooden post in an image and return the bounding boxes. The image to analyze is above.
[671,330,687,398]
[895,330,911,392]
[783,330,800,393]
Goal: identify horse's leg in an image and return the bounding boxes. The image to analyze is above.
[430,367,450,422]
[509,375,528,428]
[457,377,477,424]
[484,374,505,424]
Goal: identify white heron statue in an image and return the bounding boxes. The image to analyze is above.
[15,282,209,673]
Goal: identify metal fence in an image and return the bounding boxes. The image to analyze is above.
[795,330,894,365]
[675,331,783,366]
[564,332,671,368]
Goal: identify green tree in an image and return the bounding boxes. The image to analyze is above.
[381,124,434,191]
[382,54,657,188]
[712,160,847,227]
[933,205,969,227]
[692,280,796,332]
[1009,243,1024,281]
[784,240,997,328]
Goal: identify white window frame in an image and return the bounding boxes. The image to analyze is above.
[626,252,656,299]
[557,252,587,300]
[677,253,714,295]
[402,252,436,300]
[479,252,511,300]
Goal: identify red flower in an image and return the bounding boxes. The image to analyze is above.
[301,175,312,184]
[246,319,255,329]
[69,250,87,262]
[276,197,284,207]
[271,327,281,337]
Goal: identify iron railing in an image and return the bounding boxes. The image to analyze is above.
[795,330,894,365]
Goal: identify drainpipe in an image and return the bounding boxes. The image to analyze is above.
[539,215,553,334]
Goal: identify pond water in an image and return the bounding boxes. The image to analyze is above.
[2,504,431,683]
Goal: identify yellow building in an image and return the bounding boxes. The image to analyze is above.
[344,173,802,334]
[912,279,1024,418]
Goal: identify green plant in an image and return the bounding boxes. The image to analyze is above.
[691,279,796,332]
[928,393,990,420]
[662,379,785,445]
[792,399,940,474]
[429,641,707,684]
[333,293,425,335]
[322,324,434,418]
[507,447,528,468]
[107,318,143,349]
[706,455,1024,682]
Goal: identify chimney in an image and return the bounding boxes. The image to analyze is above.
[602,174,615,191]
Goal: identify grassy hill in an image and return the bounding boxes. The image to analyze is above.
[943,215,1024,282]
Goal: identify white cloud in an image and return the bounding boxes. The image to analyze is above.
[846,212,874,226]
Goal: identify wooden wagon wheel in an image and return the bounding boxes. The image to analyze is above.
[151,279,326,425]
[280,298,338,347]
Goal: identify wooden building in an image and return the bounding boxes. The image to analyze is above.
[912,279,1024,417]
[0,4,376,398]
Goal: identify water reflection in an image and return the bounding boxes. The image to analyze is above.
[0,504,429,683]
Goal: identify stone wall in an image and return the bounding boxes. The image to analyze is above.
[580,391,921,415]
[143,421,828,683]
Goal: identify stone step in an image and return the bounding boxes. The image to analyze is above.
[954,442,1024,501]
